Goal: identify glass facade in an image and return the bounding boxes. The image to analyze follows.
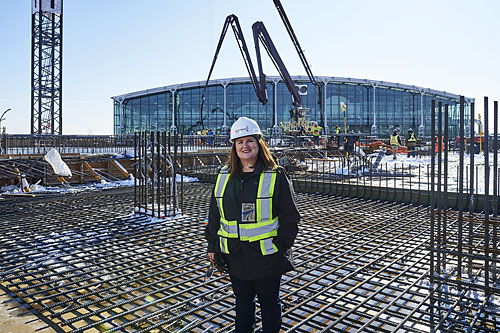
[113,76,470,137]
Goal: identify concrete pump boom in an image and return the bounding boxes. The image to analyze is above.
[200,14,304,130]
[272,0,324,127]
[200,14,264,129]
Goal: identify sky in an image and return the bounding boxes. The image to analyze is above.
[0,0,499,135]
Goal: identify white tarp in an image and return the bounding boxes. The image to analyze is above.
[32,0,62,15]
[44,148,72,177]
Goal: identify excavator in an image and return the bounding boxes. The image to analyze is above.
[200,0,322,135]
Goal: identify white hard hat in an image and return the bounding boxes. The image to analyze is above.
[230,117,262,142]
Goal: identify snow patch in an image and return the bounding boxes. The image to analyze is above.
[176,174,199,183]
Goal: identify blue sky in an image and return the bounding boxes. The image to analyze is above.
[0,0,499,134]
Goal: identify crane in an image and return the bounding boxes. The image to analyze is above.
[200,14,310,134]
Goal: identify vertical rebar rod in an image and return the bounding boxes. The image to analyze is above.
[494,101,498,217]
[430,100,436,285]
[151,131,155,217]
[484,96,490,288]
[437,102,442,272]
[469,102,475,278]
[143,131,148,214]
[157,131,161,218]
[427,164,430,206]
[139,132,143,211]
[168,133,171,214]
[173,134,178,215]
[494,101,499,281]
[443,104,449,270]
[134,132,137,210]
[181,134,184,214]
[163,131,167,216]
[458,97,465,280]
[401,162,405,202]
[430,99,436,332]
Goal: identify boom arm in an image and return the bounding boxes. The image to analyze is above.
[252,21,302,108]
[272,0,324,125]
[200,14,266,129]
[200,14,304,129]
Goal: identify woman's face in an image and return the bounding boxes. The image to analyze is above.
[235,136,259,164]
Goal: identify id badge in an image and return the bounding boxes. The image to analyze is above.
[241,203,255,222]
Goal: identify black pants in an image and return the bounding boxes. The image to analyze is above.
[407,145,416,157]
[230,274,282,333]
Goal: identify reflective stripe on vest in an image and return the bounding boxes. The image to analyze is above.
[408,133,416,142]
[390,135,399,145]
[214,168,279,255]
[220,236,229,254]
[240,171,279,251]
[260,238,278,255]
[214,166,238,239]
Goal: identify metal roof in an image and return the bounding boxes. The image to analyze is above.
[111,75,473,103]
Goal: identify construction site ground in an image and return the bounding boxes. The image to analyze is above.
[1,183,499,332]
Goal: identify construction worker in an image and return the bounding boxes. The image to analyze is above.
[390,128,402,160]
[201,128,209,146]
[405,128,418,158]
[335,125,341,146]
[205,117,300,332]
[312,122,322,146]
[207,128,215,146]
[298,125,306,146]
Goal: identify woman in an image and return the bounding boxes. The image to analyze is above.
[205,117,300,332]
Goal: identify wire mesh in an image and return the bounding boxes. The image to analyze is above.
[1,183,499,331]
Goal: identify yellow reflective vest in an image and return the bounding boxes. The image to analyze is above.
[214,166,279,255]
[312,126,322,136]
[390,134,400,146]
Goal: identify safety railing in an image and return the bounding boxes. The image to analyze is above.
[0,134,135,155]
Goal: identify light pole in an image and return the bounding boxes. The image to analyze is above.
[0,108,11,132]
[370,82,378,135]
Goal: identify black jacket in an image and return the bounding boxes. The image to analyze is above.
[205,161,300,280]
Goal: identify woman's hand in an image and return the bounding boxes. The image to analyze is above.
[207,252,215,263]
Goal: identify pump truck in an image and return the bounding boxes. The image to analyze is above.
[200,0,322,135]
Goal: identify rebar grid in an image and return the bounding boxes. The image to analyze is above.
[1,184,499,332]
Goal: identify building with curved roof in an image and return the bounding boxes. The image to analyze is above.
[111,75,473,138]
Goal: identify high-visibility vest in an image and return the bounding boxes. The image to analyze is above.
[390,134,399,146]
[336,127,341,134]
[312,126,321,136]
[407,133,417,142]
[214,166,279,255]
